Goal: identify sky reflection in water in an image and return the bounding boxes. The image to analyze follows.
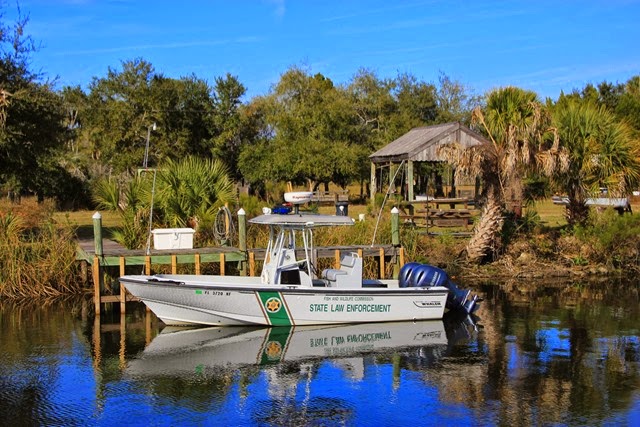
[0,279,638,426]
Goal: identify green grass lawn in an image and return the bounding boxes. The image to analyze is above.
[54,209,122,240]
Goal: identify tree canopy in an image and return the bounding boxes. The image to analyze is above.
[0,9,73,202]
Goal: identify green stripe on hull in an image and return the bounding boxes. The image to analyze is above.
[257,291,292,326]
[259,326,293,364]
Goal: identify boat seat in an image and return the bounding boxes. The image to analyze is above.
[321,253,362,288]
[323,269,347,281]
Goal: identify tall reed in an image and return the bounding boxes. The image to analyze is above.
[0,199,82,299]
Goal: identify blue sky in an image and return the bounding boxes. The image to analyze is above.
[6,0,640,100]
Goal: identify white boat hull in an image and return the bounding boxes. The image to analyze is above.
[120,275,449,326]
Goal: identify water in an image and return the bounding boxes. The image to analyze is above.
[0,279,639,426]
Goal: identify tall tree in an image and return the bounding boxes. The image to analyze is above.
[0,8,70,201]
[434,72,479,124]
[239,67,362,192]
[548,99,640,225]
[85,58,158,173]
[210,73,249,180]
[440,87,556,262]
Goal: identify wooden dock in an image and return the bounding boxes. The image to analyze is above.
[79,238,403,316]
[82,209,406,316]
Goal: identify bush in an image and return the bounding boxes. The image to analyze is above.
[574,209,640,269]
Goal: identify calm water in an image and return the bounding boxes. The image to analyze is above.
[1,279,639,426]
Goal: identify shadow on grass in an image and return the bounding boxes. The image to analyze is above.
[75,224,119,240]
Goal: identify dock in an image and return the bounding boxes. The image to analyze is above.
[79,226,404,317]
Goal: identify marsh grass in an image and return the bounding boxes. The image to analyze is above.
[0,198,83,298]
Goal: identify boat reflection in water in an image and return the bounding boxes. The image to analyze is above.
[127,314,478,379]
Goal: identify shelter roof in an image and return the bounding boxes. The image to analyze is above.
[369,122,489,163]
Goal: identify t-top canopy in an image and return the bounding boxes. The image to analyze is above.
[249,213,354,227]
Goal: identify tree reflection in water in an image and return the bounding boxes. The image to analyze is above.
[0,279,638,425]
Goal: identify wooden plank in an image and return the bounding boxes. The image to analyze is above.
[379,247,385,279]
[220,253,225,276]
[431,218,469,227]
[249,251,255,277]
[171,254,177,274]
[416,208,475,215]
[195,253,201,275]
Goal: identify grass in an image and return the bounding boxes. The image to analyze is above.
[1,198,84,298]
[527,199,567,227]
[54,209,123,240]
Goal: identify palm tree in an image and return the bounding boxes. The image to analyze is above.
[547,100,640,225]
[92,173,152,249]
[440,87,556,263]
[155,156,234,230]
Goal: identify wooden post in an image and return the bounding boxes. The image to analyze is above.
[399,247,405,268]
[144,255,151,312]
[370,162,376,205]
[334,249,341,269]
[407,160,414,201]
[379,247,385,279]
[238,208,247,275]
[391,207,400,279]
[391,207,400,246]
[249,251,255,276]
[119,256,126,314]
[220,253,226,276]
[171,255,177,274]
[389,162,396,193]
[195,253,201,275]
[92,212,103,256]
[93,255,101,315]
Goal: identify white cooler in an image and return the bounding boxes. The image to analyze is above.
[151,228,195,250]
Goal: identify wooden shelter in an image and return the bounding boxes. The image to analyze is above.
[369,122,489,201]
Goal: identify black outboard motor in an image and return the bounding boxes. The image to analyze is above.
[399,262,479,315]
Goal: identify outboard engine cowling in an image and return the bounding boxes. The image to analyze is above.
[399,262,422,288]
[410,264,449,287]
[398,262,480,315]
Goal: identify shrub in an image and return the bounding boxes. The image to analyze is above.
[573,209,640,269]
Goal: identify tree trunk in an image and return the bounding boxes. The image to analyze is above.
[566,197,589,226]
[505,174,523,218]
[465,189,504,263]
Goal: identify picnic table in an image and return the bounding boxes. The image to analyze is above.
[397,197,479,228]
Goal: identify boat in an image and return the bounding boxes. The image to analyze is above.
[120,193,480,326]
[126,320,451,378]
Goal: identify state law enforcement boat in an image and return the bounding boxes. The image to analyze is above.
[120,193,479,326]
